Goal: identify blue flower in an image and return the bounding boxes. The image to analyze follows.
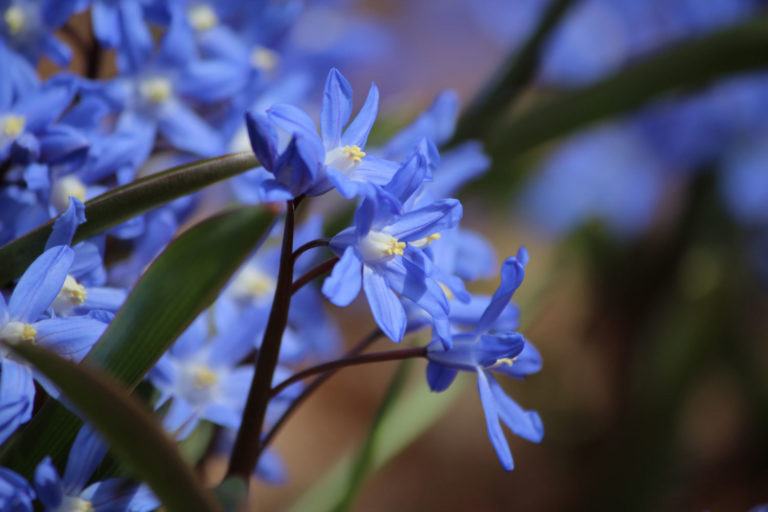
[425,249,543,471]
[0,466,34,512]
[0,0,80,67]
[33,426,158,511]
[247,68,399,200]
[322,147,462,345]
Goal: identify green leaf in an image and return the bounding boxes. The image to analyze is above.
[288,366,465,512]
[5,341,222,512]
[0,206,276,476]
[213,477,249,512]
[448,0,577,147]
[0,152,258,285]
[484,13,768,186]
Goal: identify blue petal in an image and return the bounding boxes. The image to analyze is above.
[45,197,86,250]
[157,100,223,157]
[384,145,431,204]
[341,83,379,148]
[9,245,74,323]
[475,252,527,333]
[177,60,247,102]
[0,360,34,445]
[62,426,107,494]
[14,82,76,132]
[487,373,544,443]
[80,287,126,313]
[476,333,525,367]
[476,370,514,471]
[362,266,406,342]
[426,361,458,392]
[321,247,362,307]
[388,199,462,242]
[83,479,159,511]
[162,398,198,440]
[34,316,107,362]
[268,104,319,144]
[350,154,400,186]
[91,2,120,47]
[272,135,319,197]
[33,457,63,510]
[321,68,353,150]
[245,111,277,170]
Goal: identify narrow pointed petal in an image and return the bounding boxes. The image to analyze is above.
[488,373,544,443]
[321,247,362,307]
[33,316,108,362]
[33,457,63,510]
[0,360,34,445]
[388,199,463,242]
[245,111,277,170]
[363,266,406,342]
[63,426,107,494]
[45,197,86,250]
[9,246,74,323]
[476,252,527,333]
[341,83,379,148]
[477,370,514,471]
[321,68,353,150]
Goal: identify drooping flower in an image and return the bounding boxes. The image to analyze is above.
[425,249,543,471]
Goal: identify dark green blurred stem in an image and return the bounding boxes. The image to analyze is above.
[259,328,384,452]
[227,200,295,481]
[291,257,339,295]
[447,0,578,147]
[270,347,426,398]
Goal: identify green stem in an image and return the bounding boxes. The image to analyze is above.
[227,200,296,480]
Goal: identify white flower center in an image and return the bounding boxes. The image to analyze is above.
[0,321,36,344]
[52,275,88,314]
[324,145,366,174]
[51,175,87,213]
[53,496,94,512]
[188,4,218,31]
[178,362,220,405]
[250,46,279,71]
[3,6,26,35]
[359,230,405,262]
[139,77,173,104]
[1,114,25,138]
[230,266,276,301]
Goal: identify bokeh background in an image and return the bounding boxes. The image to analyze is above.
[42,0,768,510]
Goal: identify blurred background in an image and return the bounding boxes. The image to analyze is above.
[47,0,768,510]
[242,1,768,510]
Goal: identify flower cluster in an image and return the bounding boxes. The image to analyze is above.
[0,1,543,508]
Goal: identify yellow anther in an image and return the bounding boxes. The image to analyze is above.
[0,321,36,344]
[193,365,218,389]
[188,4,218,31]
[232,267,276,299]
[140,77,173,104]
[493,357,517,368]
[60,275,88,306]
[384,238,406,256]
[438,282,454,301]
[4,6,25,35]
[2,115,25,137]
[57,497,94,512]
[410,232,441,249]
[250,45,279,71]
[343,145,366,163]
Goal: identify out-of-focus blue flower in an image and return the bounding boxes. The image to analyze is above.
[0,0,79,67]
[0,245,108,445]
[33,426,158,512]
[522,126,666,239]
[720,136,768,226]
[0,466,34,512]
[425,249,543,471]
[323,147,462,345]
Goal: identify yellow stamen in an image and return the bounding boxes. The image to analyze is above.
[4,6,25,35]
[193,365,218,389]
[250,46,279,71]
[0,321,36,344]
[343,145,366,163]
[51,175,87,213]
[188,4,218,31]
[410,233,441,249]
[140,77,173,104]
[493,357,517,368]
[2,115,25,137]
[59,275,87,306]
[438,282,454,301]
[384,238,406,256]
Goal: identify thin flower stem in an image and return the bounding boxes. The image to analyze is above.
[292,238,330,263]
[291,257,339,295]
[270,347,427,398]
[227,200,296,480]
[259,328,383,452]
